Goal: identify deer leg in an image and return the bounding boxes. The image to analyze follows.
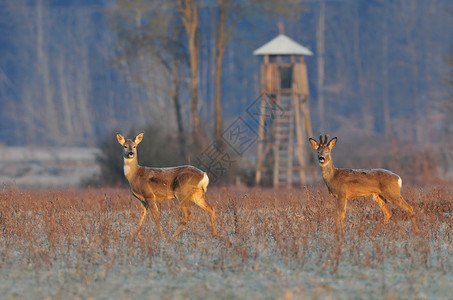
[385,193,419,235]
[172,202,192,238]
[148,200,165,239]
[192,192,217,237]
[336,196,347,238]
[133,201,148,237]
[372,195,392,237]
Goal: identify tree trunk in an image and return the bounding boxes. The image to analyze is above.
[172,59,186,157]
[178,0,201,146]
[382,17,391,138]
[57,51,74,139]
[316,0,325,131]
[75,10,94,145]
[214,0,227,144]
[37,0,60,141]
[353,3,373,132]
[76,40,94,144]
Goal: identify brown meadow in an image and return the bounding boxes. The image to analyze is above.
[0,184,452,298]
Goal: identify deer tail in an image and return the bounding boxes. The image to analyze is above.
[198,172,210,192]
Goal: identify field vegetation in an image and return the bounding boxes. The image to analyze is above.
[1,184,452,298]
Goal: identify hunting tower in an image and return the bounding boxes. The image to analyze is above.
[254,34,314,188]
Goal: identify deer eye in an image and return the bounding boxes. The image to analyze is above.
[124,146,127,149]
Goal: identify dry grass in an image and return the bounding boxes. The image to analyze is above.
[0,184,452,298]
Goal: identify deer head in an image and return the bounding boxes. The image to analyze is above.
[116,132,144,160]
[309,134,337,166]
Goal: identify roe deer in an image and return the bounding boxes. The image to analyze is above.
[116,132,217,239]
[309,135,419,237]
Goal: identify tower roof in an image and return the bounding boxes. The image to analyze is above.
[253,34,313,56]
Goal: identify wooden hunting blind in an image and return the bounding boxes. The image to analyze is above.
[253,34,314,188]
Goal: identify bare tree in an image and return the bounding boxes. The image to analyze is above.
[316,0,326,131]
[36,0,60,141]
[381,8,391,138]
[107,0,188,150]
[177,0,201,146]
[446,54,453,134]
[213,0,245,144]
[214,0,227,144]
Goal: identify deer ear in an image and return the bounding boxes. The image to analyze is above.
[309,138,320,150]
[116,132,126,145]
[328,137,337,149]
[134,132,144,145]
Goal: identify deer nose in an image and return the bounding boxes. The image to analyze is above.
[318,155,325,163]
[127,152,134,158]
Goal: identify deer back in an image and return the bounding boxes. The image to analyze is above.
[130,165,206,201]
[326,168,401,199]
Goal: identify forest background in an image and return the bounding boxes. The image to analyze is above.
[0,0,452,187]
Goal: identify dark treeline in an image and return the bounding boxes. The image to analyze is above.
[0,0,452,151]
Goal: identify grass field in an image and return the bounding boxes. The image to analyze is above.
[0,184,452,299]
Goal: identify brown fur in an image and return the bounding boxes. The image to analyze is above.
[116,132,216,239]
[309,134,418,237]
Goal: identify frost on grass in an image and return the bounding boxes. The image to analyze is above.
[0,185,452,299]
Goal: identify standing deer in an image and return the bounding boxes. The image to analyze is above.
[309,135,419,236]
[116,132,217,239]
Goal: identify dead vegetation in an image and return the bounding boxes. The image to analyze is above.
[0,184,452,298]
